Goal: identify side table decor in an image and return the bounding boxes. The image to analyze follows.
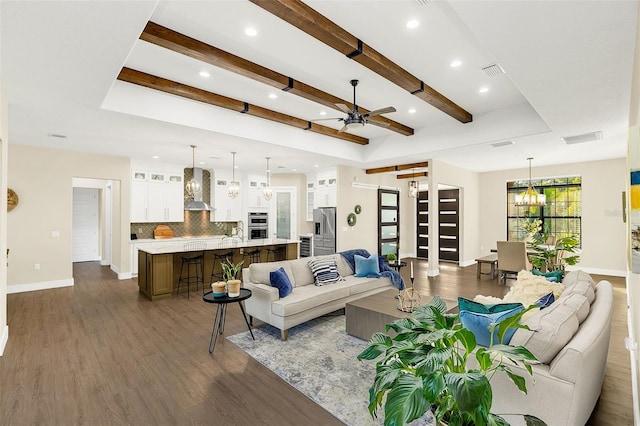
[398,262,421,312]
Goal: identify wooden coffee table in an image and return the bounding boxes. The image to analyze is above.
[345,289,457,340]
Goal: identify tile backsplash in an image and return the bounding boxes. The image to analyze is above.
[131,211,236,240]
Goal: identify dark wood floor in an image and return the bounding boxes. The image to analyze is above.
[0,260,632,425]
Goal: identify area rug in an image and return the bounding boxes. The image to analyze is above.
[226,313,435,426]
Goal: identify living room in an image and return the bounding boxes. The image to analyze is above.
[0,1,639,425]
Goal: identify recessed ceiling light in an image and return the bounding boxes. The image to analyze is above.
[292,168,297,172]
[319,111,327,116]
[450,60,462,68]
[478,87,489,94]
[245,27,257,37]
[314,164,319,168]
[408,108,416,114]
[199,71,210,78]
[152,155,159,159]
[406,19,419,29]
[268,93,278,99]
[199,161,206,165]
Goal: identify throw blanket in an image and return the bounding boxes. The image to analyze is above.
[339,249,405,290]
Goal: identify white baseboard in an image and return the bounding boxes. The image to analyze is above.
[7,278,74,294]
[100,259,109,266]
[0,325,8,356]
[459,259,476,267]
[118,272,132,280]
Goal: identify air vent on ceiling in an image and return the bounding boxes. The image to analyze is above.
[415,0,431,5]
[48,133,67,139]
[491,140,514,148]
[561,131,603,145]
[481,63,505,78]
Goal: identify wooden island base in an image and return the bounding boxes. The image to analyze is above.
[137,241,298,301]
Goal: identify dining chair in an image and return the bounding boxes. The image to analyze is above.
[496,241,530,285]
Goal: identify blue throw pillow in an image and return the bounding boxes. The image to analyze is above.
[535,292,555,309]
[457,297,523,314]
[354,254,381,278]
[459,304,524,347]
[532,268,563,282]
[270,267,292,298]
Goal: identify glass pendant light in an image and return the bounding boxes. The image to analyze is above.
[227,152,240,199]
[185,145,201,200]
[263,157,273,201]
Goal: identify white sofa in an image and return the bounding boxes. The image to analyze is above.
[242,254,394,340]
[486,270,614,426]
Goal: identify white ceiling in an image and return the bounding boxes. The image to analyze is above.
[1,0,637,176]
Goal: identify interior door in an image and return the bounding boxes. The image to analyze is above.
[271,187,297,240]
[73,187,100,262]
[378,189,399,257]
[438,189,460,262]
[416,190,429,258]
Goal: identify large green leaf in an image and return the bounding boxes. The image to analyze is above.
[357,332,392,360]
[422,371,446,401]
[383,374,431,426]
[444,371,491,413]
[454,327,477,354]
[524,414,548,426]
[488,413,510,426]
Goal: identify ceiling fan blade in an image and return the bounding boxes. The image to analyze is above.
[364,106,396,117]
[367,118,391,128]
[311,117,344,122]
[335,103,351,113]
[338,124,349,133]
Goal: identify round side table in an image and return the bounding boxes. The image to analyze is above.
[203,288,254,353]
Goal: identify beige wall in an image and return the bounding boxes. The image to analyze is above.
[479,158,627,275]
[0,83,8,354]
[7,145,130,289]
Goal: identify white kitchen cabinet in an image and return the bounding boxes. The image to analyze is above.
[130,170,184,223]
[212,172,242,221]
[246,174,268,209]
[314,167,337,208]
[306,179,315,221]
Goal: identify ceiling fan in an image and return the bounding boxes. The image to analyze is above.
[314,79,396,132]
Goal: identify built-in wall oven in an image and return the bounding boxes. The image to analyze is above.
[248,212,269,240]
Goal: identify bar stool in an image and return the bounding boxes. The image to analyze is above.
[243,248,262,265]
[266,246,286,262]
[210,250,234,283]
[177,241,207,298]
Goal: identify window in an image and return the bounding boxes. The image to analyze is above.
[506,176,582,246]
[378,189,399,257]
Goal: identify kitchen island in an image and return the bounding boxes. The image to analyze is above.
[137,238,299,301]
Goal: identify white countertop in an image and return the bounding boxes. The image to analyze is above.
[136,237,298,255]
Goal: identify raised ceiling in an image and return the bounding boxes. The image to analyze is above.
[1,1,637,176]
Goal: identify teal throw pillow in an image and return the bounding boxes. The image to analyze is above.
[354,254,381,278]
[459,304,524,347]
[457,297,523,314]
[270,267,292,298]
[532,268,564,283]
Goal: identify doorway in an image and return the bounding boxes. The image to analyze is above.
[72,188,100,262]
[416,187,460,263]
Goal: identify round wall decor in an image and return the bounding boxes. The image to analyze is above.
[354,204,362,214]
[347,212,357,227]
[7,188,18,212]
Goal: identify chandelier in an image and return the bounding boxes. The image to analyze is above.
[408,169,418,198]
[263,157,273,201]
[515,157,546,207]
[185,145,201,200]
[227,152,240,199]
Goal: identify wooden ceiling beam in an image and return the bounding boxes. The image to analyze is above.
[397,172,428,180]
[366,161,429,174]
[140,22,413,136]
[250,0,472,124]
[117,67,368,145]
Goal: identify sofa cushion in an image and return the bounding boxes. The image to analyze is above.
[459,304,524,347]
[271,283,350,317]
[249,261,296,287]
[532,268,564,283]
[562,280,595,303]
[509,301,580,364]
[308,257,342,285]
[336,255,354,277]
[289,257,316,287]
[354,254,381,278]
[458,297,523,314]
[270,267,293,298]
[562,270,596,290]
[343,275,392,296]
[557,292,590,323]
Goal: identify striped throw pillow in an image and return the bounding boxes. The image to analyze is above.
[308,257,342,286]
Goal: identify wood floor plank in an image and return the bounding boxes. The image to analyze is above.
[0,261,632,425]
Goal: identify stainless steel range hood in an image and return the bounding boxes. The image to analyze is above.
[184,167,211,211]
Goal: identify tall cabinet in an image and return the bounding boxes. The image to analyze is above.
[131,166,184,223]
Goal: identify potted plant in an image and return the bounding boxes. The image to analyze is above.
[222,257,244,297]
[528,231,580,273]
[357,297,547,426]
[519,218,542,243]
[386,253,397,264]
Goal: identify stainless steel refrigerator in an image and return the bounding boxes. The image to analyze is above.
[313,207,336,256]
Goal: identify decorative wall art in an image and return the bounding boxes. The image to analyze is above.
[7,188,18,212]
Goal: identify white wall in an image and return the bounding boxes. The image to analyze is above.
[479,158,627,276]
[0,82,9,355]
[7,145,130,291]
